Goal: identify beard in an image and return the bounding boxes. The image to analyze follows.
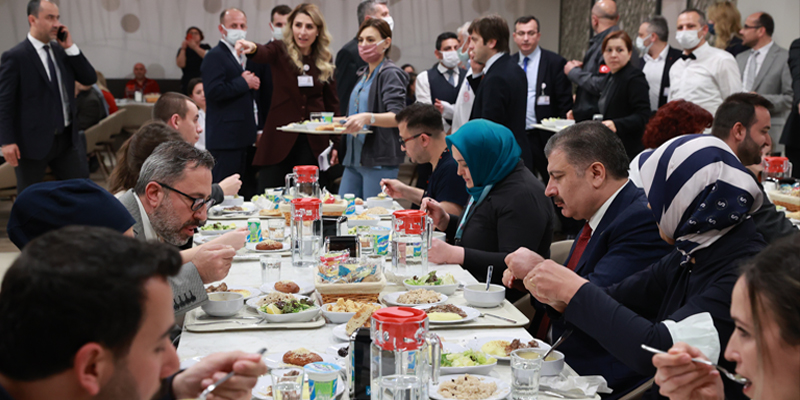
[149,195,204,246]
[94,361,142,400]
[737,133,763,166]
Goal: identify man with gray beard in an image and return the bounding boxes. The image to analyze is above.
[118,141,237,314]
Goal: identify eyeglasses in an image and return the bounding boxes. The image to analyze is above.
[155,182,215,212]
[742,24,762,30]
[398,132,430,145]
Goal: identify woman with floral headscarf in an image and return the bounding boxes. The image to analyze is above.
[522,134,765,400]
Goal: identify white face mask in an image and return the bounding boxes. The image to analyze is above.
[382,16,394,32]
[635,36,653,55]
[441,50,459,68]
[271,25,283,41]
[676,30,701,50]
[222,25,247,46]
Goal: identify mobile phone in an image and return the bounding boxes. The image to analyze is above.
[186,33,193,41]
[57,27,67,42]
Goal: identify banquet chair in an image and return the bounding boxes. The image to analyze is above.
[512,240,575,327]
[84,109,127,178]
[0,162,18,200]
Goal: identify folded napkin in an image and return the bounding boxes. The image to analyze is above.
[540,375,612,397]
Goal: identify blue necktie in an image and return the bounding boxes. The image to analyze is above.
[446,70,455,86]
[43,44,65,130]
[523,56,529,72]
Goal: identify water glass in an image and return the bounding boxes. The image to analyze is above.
[268,218,286,241]
[260,256,282,285]
[271,367,304,400]
[510,349,543,400]
[377,375,423,400]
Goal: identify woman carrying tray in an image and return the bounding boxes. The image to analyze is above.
[237,4,339,192]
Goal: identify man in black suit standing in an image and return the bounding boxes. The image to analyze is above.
[467,15,532,170]
[511,15,573,181]
[637,16,682,112]
[201,8,260,184]
[335,0,392,116]
[0,0,96,194]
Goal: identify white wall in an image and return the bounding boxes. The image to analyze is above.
[736,0,800,49]
[0,0,560,80]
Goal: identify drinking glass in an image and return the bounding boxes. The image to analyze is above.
[510,348,543,400]
[271,367,304,400]
[260,256,282,285]
[268,218,285,241]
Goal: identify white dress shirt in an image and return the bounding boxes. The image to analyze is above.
[643,45,669,112]
[587,180,628,236]
[517,47,541,129]
[27,33,80,127]
[668,42,742,115]
[442,67,476,133]
[741,40,774,91]
[473,52,505,78]
[415,63,460,105]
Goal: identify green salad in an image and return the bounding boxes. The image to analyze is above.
[441,350,496,367]
[200,222,237,231]
[406,271,457,286]
[259,298,316,315]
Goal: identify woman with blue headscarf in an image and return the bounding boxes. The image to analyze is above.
[422,119,554,294]
[522,135,764,400]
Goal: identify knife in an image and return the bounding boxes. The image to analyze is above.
[481,312,516,324]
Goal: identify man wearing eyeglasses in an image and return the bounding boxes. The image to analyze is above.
[380,103,468,216]
[118,140,237,315]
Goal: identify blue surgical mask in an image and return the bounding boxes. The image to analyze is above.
[707,22,716,36]
[457,47,470,65]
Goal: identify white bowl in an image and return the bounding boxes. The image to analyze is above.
[463,284,505,308]
[255,297,321,323]
[432,231,446,241]
[201,292,244,317]
[526,348,565,376]
[402,280,459,295]
[221,195,244,206]
[554,119,575,129]
[321,302,381,324]
[366,196,393,209]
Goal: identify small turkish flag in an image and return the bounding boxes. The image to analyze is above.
[599,64,610,74]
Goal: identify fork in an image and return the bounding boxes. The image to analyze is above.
[640,344,748,384]
[189,318,267,327]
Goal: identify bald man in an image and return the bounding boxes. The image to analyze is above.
[565,0,638,122]
[125,62,161,98]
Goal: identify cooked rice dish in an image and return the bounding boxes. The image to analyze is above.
[397,289,441,304]
[363,206,389,215]
[437,374,497,400]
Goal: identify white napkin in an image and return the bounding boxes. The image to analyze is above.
[662,312,721,364]
[318,144,333,171]
[540,375,612,397]
[252,197,276,211]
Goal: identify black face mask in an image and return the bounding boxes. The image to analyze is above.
[708,22,716,36]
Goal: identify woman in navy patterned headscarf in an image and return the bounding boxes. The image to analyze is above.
[522,134,765,400]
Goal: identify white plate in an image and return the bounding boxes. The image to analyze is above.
[263,351,338,369]
[260,279,315,295]
[255,302,321,323]
[246,293,312,309]
[252,374,346,400]
[415,304,480,324]
[430,375,511,400]
[382,291,447,307]
[403,280,460,295]
[439,343,497,375]
[213,203,256,214]
[205,284,262,300]
[246,242,290,253]
[465,336,551,361]
[197,227,235,236]
[332,323,350,341]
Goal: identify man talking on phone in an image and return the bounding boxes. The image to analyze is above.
[0,0,97,194]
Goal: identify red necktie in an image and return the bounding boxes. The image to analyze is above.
[534,222,592,340]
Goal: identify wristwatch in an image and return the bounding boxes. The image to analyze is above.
[370,113,375,124]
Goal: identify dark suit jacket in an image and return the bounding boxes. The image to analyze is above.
[780,38,800,149]
[598,63,652,159]
[75,88,107,133]
[335,37,366,116]
[551,181,672,395]
[201,41,258,151]
[468,53,533,170]
[247,40,339,166]
[0,39,96,160]
[445,162,554,295]
[250,62,273,128]
[511,49,573,119]
[639,46,682,109]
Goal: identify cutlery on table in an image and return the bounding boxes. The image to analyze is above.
[539,388,589,399]
[543,327,574,360]
[479,312,516,324]
[640,344,748,384]
[198,347,268,399]
[485,265,493,291]
[188,318,266,327]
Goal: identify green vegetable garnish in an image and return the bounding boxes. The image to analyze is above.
[200,222,237,231]
[405,271,457,286]
[440,350,496,367]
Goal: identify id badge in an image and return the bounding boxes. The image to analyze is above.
[298,75,313,87]
[537,96,551,106]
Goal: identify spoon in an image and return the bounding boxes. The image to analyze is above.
[640,344,748,385]
[543,327,573,360]
[198,347,268,399]
[485,265,493,291]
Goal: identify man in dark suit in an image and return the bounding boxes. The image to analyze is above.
[201,7,260,183]
[335,0,392,116]
[511,15,573,181]
[637,16,682,112]
[504,122,671,398]
[0,0,96,194]
[780,37,800,175]
[467,14,532,170]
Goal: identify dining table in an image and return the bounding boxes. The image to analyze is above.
[178,209,604,400]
